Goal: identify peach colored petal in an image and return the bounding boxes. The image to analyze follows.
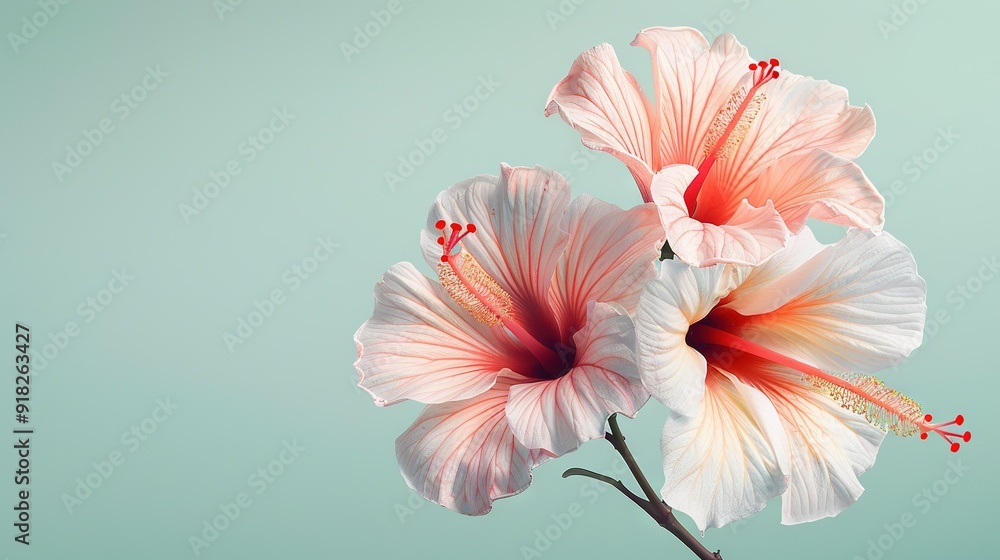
[550,196,663,333]
[697,74,876,224]
[728,149,884,234]
[420,164,570,338]
[549,27,880,266]
[395,374,550,516]
[544,44,657,201]
[631,28,752,169]
[355,263,534,406]
[651,165,790,267]
[505,303,648,456]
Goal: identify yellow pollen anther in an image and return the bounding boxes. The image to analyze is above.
[806,373,923,436]
[437,251,513,326]
[702,87,765,160]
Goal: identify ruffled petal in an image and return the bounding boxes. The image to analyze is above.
[505,302,648,456]
[748,149,884,234]
[544,44,657,200]
[660,370,789,531]
[421,165,570,338]
[695,75,876,225]
[636,259,735,416]
[732,229,927,373]
[651,165,790,267]
[395,374,549,516]
[355,262,534,406]
[631,28,752,169]
[735,359,885,524]
[550,196,663,332]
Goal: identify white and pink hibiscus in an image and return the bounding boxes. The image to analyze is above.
[355,164,665,515]
[634,227,970,530]
[546,27,884,267]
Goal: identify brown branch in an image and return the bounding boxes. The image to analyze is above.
[605,414,723,560]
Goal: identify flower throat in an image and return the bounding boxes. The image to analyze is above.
[434,220,566,376]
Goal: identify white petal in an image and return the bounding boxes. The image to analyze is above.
[636,259,735,416]
[660,371,789,531]
[720,227,828,315]
[738,360,886,524]
[733,229,927,373]
[395,374,549,516]
[778,390,885,524]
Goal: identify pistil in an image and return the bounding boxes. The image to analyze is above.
[684,59,780,215]
[688,323,971,451]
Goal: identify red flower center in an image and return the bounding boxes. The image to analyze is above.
[435,220,572,378]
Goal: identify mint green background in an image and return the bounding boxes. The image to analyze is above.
[1,1,996,559]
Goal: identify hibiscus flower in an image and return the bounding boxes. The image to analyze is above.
[634,227,970,530]
[355,164,664,514]
[545,27,884,267]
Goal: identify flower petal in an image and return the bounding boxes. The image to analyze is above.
[421,165,570,337]
[660,370,789,531]
[636,259,735,416]
[737,149,884,234]
[651,165,790,267]
[693,75,877,227]
[545,44,657,201]
[550,195,663,333]
[505,302,648,456]
[396,374,549,516]
[631,28,752,169]
[355,262,534,406]
[732,229,927,373]
[736,360,885,524]
[719,227,827,313]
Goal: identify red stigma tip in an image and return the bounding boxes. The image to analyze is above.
[769,58,779,66]
[450,223,462,231]
[771,71,779,79]
[758,60,767,67]
[440,255,449,263]
[436,236,445,245]
[921,412,972,452]
[749,63,758,71]
[466,224,477,233]
[435,220,446,230]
